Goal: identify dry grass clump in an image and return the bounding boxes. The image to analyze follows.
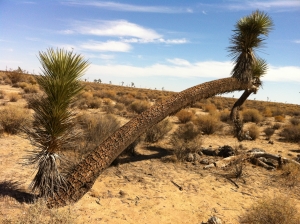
[242,109,263,123]
[281,162,300,187]
[24,84,39,94]
[275,115,285,122]
[8,92,21,102]
[0,105,32,134]
[240,195,300,224]
[7,71,27,84]
[246,124,260,140]
[144,118,173,143]
[280,124,300,143]
[175,109,194,123]
[129,100,150,114]
[272,122,281,130]
[169,122,202,161]
[193,114,222,135]
[1,199,76,224]
[87,98,102,109]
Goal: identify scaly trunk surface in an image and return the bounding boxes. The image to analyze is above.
[47,77,252,208]
[230,89,253,141]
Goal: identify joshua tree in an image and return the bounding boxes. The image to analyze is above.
[45,11,273,208]
[229,10,273,141]
[24,48,89,198]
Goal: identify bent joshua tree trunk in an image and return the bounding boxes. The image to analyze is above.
[46,77,255,208]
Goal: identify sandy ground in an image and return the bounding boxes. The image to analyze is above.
[0,84,300,223]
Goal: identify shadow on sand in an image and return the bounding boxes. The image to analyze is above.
[0,180,36,203]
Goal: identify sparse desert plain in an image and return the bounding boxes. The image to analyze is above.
[0,71,300,224]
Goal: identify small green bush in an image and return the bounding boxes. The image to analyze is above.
[263,127,275,140]
[242,109,263,123]
[240,195,300,224]
[0,105,32,134]
[175,109,194,123]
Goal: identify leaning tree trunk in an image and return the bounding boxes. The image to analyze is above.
[230,89,253,141]
[46,77,253,208]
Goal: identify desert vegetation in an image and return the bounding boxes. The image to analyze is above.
[1,10,300,223]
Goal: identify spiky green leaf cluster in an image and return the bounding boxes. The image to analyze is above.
[229,10,273,82]
[25,48,89,197]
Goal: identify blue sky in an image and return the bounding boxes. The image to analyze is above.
[0,0,299,104]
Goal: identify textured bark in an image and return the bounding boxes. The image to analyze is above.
[230,89,253,141]
[47,77,252,208]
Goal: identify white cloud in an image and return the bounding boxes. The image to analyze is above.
[167,58,191,66]
[121,37,187,44]
[64,1,193,13]
[294,40,300,44]
[66,20,161,40]
[80,41,131,52]
[86,60,300,84]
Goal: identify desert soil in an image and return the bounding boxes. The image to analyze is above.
[0,84,300,224]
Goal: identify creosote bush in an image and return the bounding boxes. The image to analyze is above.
[290,117,300,126]
[144,118,173,143]
[76,113,121,158]
[169,122,202,161]
[240,195,300,224]
[193,114,222,135]
[0,105,32,134]
[129,100,150,114]
[8,92,21,102]
[242,109,263,123]
[246,124,260,140]
[275,115,285,122]
[280,124,300,143]
[175,109,194,123]
[263,127,275,140]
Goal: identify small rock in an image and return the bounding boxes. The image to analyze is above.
[268,140,274,144]
[200,158,210,165]
[201,148,218,156]
[217,145,235,157]
[186,153,194,162]
[202,215,223,224]
[248,148,265,153]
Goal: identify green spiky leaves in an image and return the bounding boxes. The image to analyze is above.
[229,10,273,82]
[25,48,89,198]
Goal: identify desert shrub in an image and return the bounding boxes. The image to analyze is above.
[144,118,173,143]
[272,108,285,117]
[219,109,231,123]
[114,102,125,112]
[0,90,5,99]
[24,84,39,93]
[280,124,300,143]
[8,92,21,102]
[87,98,102,109]
[263,107,273,117]
[169,122,202,161]
[242,109,263,123]
[246,124,260,140]
[240,195,300,224]
[193,114,222,135]
[102,97,113,105]
[204,104,217,114]
[76,113,121,157]
[263,127,275,140]
[275,115,285,122]
[117,95,135,106]
[7,71,26,84]
[81,91,93,99]
[273,122,281,130]
[0,105,31,134]
[290,117,300,126]
[99,90,116,100]
[129,100,150,114]
[103,103,115,114]
[281,162,300,187]
[175,109,194,123]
